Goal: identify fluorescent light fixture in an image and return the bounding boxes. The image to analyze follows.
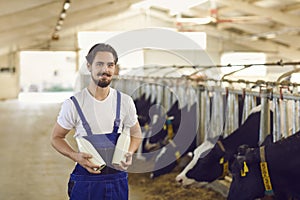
[265,33,276,39]
[176,17,212,25]
[131,1,151,9]
[250,35,259,41]
[132,0,208,13]
[221,52,266,77]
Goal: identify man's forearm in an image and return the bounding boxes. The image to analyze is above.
[51,123,78,162]
[129,136,142,153]
[51,136,77,162]
[129,122,142,153]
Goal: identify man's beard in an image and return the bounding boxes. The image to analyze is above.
[92,73,112,88]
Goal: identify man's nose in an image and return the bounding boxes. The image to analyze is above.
[102,64,108,71]
[100,64,109,71]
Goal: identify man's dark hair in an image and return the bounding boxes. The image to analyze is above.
[86,43,118,64]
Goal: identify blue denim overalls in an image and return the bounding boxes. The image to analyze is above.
[68,90,128,200]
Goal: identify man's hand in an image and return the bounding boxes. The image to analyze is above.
[114,152,133,171]
[71,152,101,174]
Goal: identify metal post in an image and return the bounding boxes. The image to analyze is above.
[211,88,223,137]
[292,87,299,134]
[197,85,206,145]
[259,88,272,145]
[272,97,281,142]
[224,91,233,136]
[233,93,239,131]
[242,93,250,124]
[204,89,211,140]
[281,98,289,137]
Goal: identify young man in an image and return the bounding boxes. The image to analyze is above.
[51,43,142,200]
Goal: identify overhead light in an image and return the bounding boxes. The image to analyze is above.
[60,11,67,19]
[51,0,71,41]
[131,1,151,9]
[55,25,62,31]
[52,32,59,41]
[176,17,212,25]
[169,10,179,16]
[57,19,64,25]
[250,35,259,41]
[131,0,208,13]
[63,0,71,10]
[265,33,276,39]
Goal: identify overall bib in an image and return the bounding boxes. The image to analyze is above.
[68,90,128,200]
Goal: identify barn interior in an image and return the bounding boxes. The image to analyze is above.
[1,0,300,199]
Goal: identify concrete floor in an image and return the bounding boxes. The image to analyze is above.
[0,93,142,200]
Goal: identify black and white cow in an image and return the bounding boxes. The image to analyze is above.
[186,109,273,183]
[150,103,198,178]
[175,93,249,186]
[148,100,181,145]
[228,131,300,200]
[175,138,216,186]
[134,94,154,127]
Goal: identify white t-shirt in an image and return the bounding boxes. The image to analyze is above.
[57,87,138,137]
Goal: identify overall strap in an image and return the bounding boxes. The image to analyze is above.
[113,90,121,133]
[70,96,93,136]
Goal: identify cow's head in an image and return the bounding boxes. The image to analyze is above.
[228,145,265,200]
[186,136,230,182]
[175,140,215,186]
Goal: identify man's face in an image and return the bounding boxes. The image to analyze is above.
[89,51,116,88]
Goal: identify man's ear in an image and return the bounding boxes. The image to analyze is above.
[87,62,91,72]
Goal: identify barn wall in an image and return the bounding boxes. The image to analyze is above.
[0,52,19,100]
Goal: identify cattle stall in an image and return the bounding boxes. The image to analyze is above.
[110,61,300,198]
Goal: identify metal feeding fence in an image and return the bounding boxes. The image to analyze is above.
[112,61,300,147]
